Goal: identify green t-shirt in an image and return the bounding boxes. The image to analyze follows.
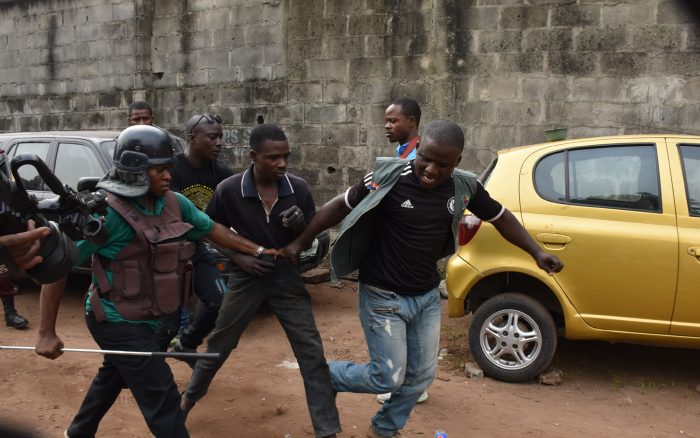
[79,192,214,327]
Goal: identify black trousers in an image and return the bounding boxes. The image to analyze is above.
[66,312,188,438]
[184,259,341,438]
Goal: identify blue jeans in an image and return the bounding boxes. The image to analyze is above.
[330,282,441,436]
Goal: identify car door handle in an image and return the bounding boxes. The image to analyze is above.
[688,246,700,258]
[536,233,572,245]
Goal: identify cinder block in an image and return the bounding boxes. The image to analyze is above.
[288,0,323,19]
[190,87,221,108]
[239,105,269,124]
[628,25,683,51]
[321,124,359,146]
[600,52,649,76]
[348,14,389,36]
[327,36,365,59]
[76,23,102,42]
[498,52,545,73]
[472,77,519,101]
[601,3,653,26]
[197,50,229,69]
[478,30,522,53]
[269,103,304,124]
[573,77,624,102]
[550,4,599,27]
[349,58,389,78]
[303,146,339,165]
[523,28,573,52]
[97,91,122,109]
[500,6,546,29]
[113,2,135,21]
[19,115,39,132]
[197,9,230,30]
[239,65,272,81]
[254,81,287,103]
[230,46,264,67]
[306,59,347,80]
[263,45,285,65]
[285,124,322,145]
[85,5,113,23]
[101,22,128,40]
[305,104,346,123]
[245,24,283,46]
[288,82,322,103]
[495,101,541,125]
[222,84,254,105]
[681,77,700,102]
[576,26,626,51]
[456,102,496,124]
[309,16,348,38]
[625,76,684,104]
[548,52,596,75]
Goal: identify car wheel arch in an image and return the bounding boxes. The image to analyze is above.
[465,271,565,330]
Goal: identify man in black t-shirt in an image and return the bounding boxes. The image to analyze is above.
[181,124,341,438]
[283,120,563,438]
[160,114,234,357]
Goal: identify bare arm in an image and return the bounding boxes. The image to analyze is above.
[0,220,50,272]
[281,194,351,261]
[206,222,277,257]
[35,275,67,359]
[491,209,564,274]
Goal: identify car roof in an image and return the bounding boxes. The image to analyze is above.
[497,134,700,156]
[0,130,120,142]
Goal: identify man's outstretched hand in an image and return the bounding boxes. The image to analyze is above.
[535,251,564,275]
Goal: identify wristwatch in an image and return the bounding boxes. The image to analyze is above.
[255,246,265,258]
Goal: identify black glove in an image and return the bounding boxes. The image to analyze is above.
[231,253,275,276]
[279,206,305,228]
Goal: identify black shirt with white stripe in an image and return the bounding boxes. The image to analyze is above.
[345,160,503,295]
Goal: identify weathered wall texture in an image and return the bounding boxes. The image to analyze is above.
[0,0,698,201]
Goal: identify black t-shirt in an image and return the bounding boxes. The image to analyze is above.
[345,160,503,295]
[206,165,316,249]
[169,153,235,211]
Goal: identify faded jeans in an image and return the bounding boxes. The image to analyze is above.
[330,282,441,437]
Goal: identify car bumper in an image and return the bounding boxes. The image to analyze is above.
[445,254,483,318]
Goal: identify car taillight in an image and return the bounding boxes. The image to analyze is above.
[458,214,482,246]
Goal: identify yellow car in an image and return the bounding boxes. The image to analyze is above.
[446,135,700,382]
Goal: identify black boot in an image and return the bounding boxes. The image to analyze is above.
[2,295,29,329]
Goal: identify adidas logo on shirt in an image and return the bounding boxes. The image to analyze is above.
[401,199,414,209]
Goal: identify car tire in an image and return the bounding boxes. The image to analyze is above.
[468,293,557,382]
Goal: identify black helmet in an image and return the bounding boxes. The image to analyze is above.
[97,125,174,197]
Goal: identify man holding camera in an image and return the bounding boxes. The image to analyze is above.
[34,125,276,438]
[180,124,341,438]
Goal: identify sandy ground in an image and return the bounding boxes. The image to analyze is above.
[2,275,700,438]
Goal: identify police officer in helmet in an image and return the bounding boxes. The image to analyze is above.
[35,125,276,438]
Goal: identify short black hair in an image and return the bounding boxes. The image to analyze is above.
[249,124,287,151]
[128,100,152,115]
[421,120,464,151]
[390,97,421,126]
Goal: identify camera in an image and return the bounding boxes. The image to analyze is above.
[0,152,109,283]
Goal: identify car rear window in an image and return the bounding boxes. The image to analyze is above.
[679,144,700,217]
[534,144,661,212]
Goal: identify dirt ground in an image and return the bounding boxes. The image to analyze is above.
[2,275,700,438]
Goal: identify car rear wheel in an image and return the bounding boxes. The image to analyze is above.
[468,293,557,382]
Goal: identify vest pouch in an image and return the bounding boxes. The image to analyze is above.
[151,242,182,315]
[121,260,142,299]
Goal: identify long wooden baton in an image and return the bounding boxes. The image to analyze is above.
[0,345,220,361]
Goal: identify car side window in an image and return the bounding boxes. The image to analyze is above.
[9,142,50,190]
[55,142,105,191]
[535,145,660,212]
[679,144,700,217]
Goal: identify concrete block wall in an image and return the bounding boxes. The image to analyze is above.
[0,0,698,202]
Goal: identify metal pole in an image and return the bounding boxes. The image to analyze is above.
[0,345,220,361]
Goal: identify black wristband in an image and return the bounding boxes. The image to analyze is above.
[0,241,19,277]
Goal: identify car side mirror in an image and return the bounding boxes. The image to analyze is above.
[77,176,100,192]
